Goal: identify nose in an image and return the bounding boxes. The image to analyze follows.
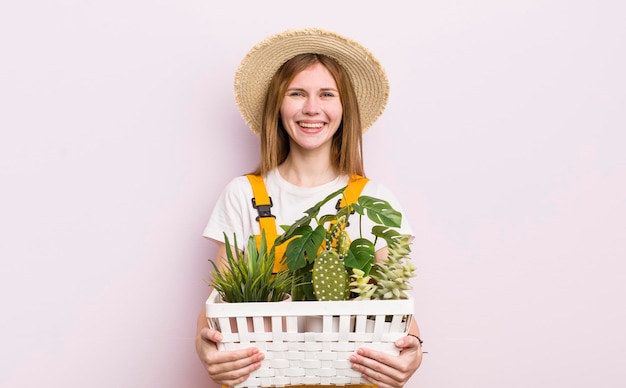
[302,96,321,115]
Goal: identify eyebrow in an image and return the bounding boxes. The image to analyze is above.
[285,87,339,93]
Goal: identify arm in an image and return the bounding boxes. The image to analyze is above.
[195,242,265,386]
[349,246,423,388]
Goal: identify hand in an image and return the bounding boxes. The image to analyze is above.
[196,327,264,387]
[349,335,423,388]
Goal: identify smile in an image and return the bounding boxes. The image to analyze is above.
[299,122,324,129]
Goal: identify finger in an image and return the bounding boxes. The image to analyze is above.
[200,328,223,343]
[208,348,265,385]
[350,350,402,387]
[207,346,262,366]
[395,334,421,350]
[355,366,396,388]
[210,360,263,386]
[355,347,397,370]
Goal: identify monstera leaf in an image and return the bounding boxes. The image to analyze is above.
[283,224,326,271]
[355,196,402,227]
[343,237,376,274]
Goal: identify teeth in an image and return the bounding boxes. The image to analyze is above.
[299,122,323,128]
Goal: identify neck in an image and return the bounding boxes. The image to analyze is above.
[278,153,338,188]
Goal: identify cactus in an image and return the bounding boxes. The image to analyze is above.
[311,215,351,301]
[312,249,350,301]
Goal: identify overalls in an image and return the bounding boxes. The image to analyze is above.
[236,174,375,388]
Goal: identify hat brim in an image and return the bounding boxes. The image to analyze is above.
[234,28,389,135]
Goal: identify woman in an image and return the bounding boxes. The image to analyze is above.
[196,28,423,388]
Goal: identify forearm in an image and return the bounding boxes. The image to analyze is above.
[407,317,424,373]
[197,305,208,334]
[407,317,421,341]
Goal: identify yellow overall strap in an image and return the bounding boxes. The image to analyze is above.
[339,174,369,208]
[246,174,285,272]
[247,174,370,272]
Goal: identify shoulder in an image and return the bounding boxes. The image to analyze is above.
[361,179,399,199]
[213,175,256,209]
[362,179,412,227]
[222,175,254,195]
[363,179,414,237]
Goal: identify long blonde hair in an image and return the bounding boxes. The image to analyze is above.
[251,54,365,177]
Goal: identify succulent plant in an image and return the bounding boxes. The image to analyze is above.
[350,234,416,300]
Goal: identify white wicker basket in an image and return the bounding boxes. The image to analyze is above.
[205,289,413,388]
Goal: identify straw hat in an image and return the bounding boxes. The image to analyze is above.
[234,28,389,135]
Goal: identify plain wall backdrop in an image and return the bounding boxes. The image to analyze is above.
[1,1,624,387]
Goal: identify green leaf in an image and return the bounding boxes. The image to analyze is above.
[284,225,325,271]
[351,203,364,215]
[303,185,347,216]
[344,237,376,274]
[371,225,402,248]
[292,264,315,300]
[358,196,402,227]
[274,185,347,245]
[318,214,339,226]
[335,204,354,219]
[208,231,293,303]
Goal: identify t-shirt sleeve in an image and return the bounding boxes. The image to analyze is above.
[376,183,414,235]
[356,181,415,251]
[202,177,254,248]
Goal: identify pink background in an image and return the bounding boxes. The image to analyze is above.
[1,1,624,387]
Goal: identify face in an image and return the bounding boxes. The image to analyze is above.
[280,62,343,153]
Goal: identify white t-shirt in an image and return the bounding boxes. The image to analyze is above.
[203,169,413,251]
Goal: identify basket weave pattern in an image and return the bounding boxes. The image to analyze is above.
[206,290,413,388]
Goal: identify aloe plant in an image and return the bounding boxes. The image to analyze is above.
[209,231,293,303]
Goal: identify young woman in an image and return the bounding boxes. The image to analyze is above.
[196,28,423,388]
